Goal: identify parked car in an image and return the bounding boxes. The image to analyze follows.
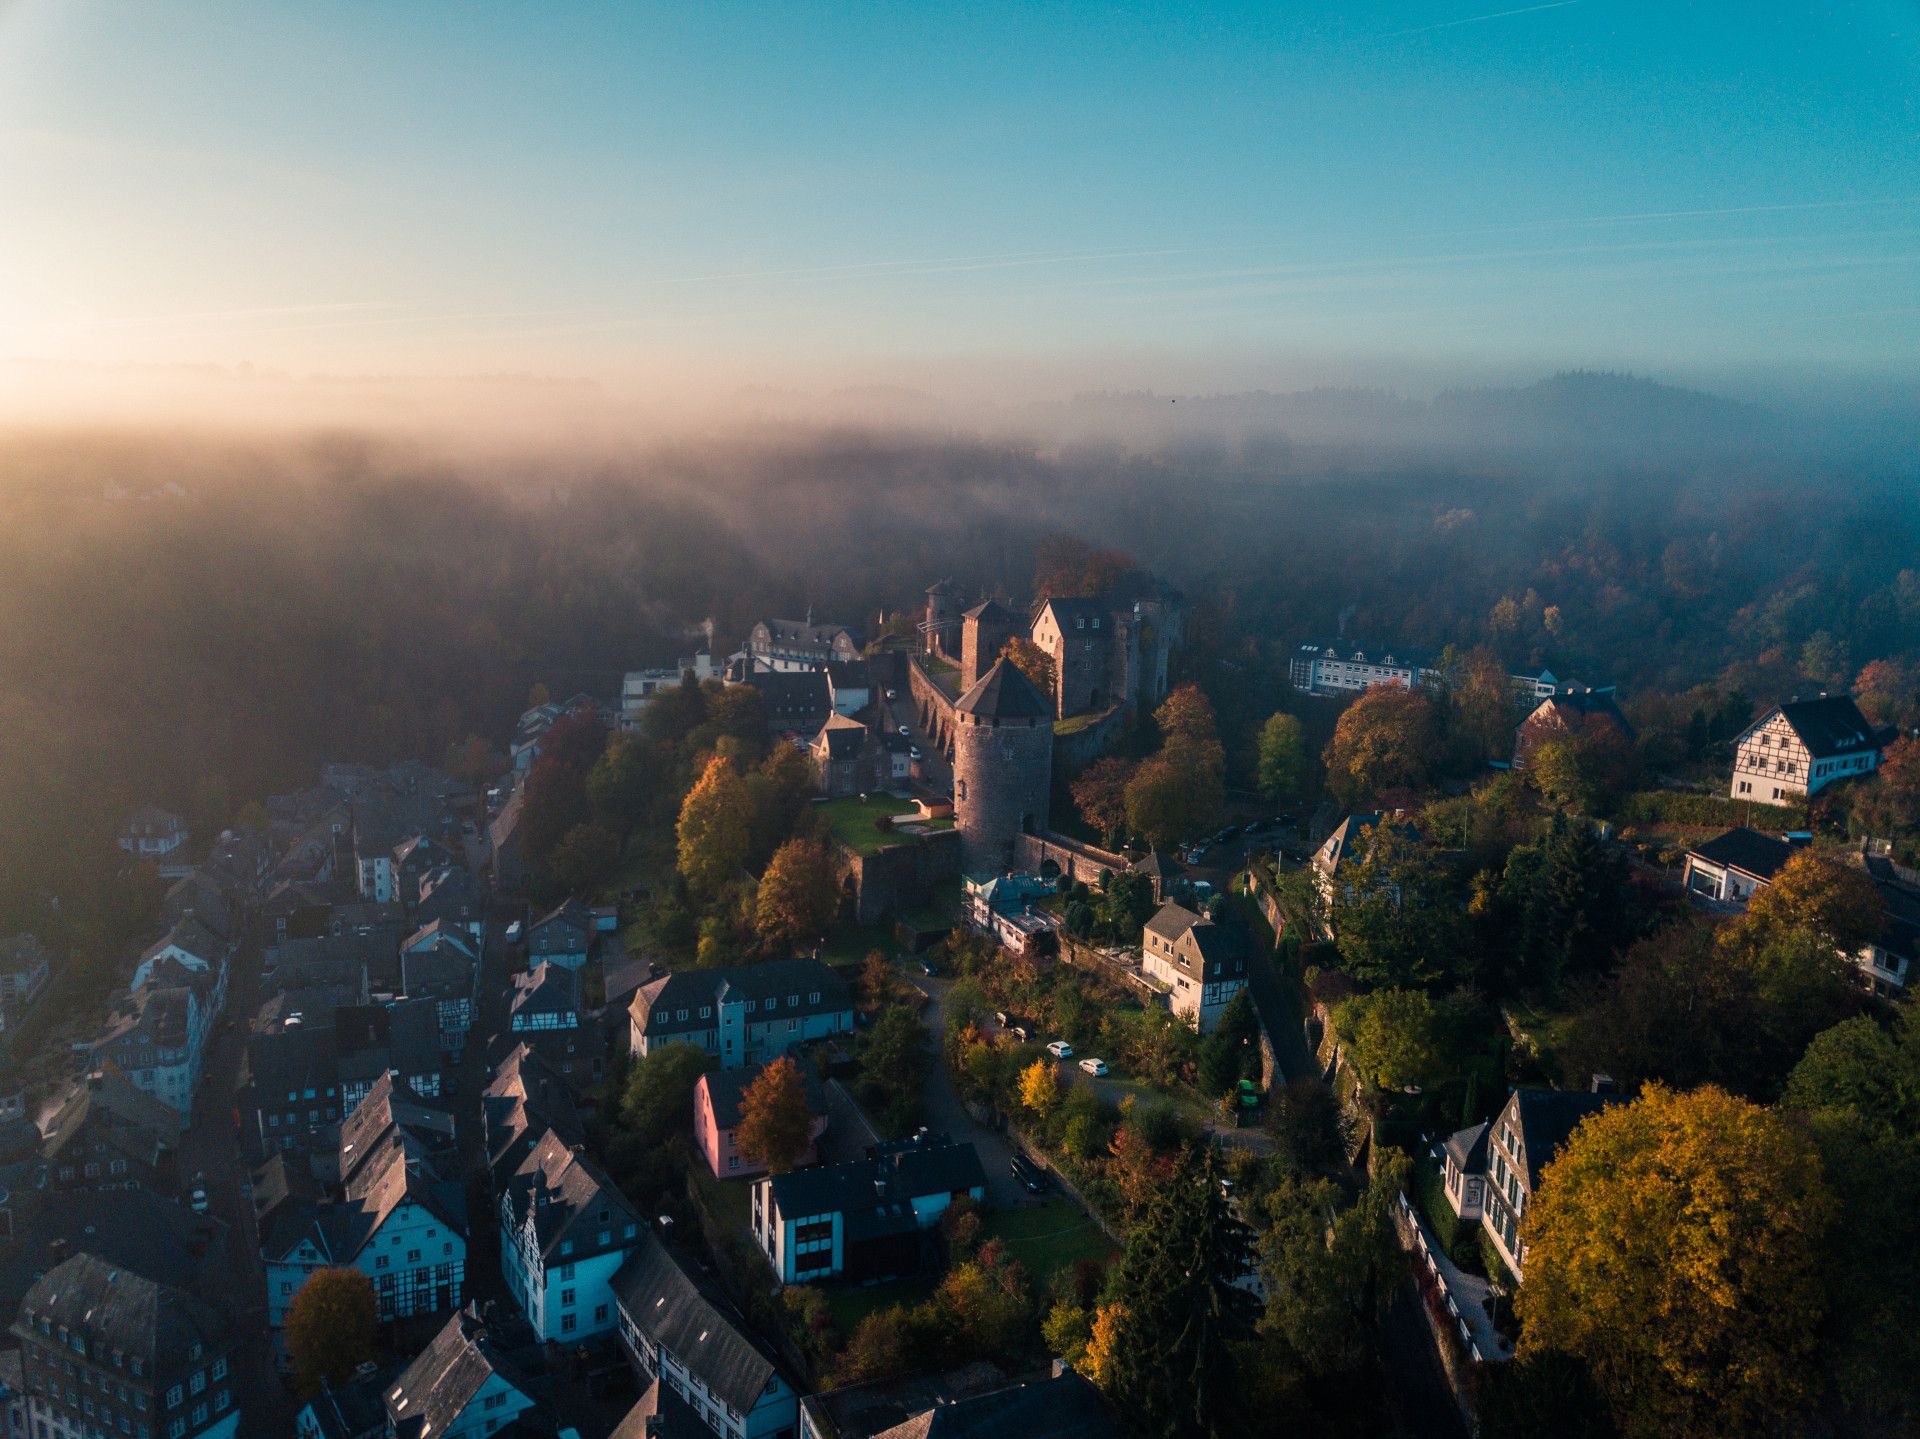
[898,725,911,737]
[993,1011,1011,1027]
[1009,1024,1030,1042]
[188,1174,210,1214]
[1010,1156,1049,1193]
[504,920,523,944]
[886,688,898,700]
[920,957,939,976]
[1078,1057,1109,1077]
[1242,820,1265,834]
[1046,1040,1074,1058]
[1236,1078,1263,1109]
[909,745,923,760]
[1188,844,1209,862]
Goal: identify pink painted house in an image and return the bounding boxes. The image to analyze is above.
[694,1064,829,1180]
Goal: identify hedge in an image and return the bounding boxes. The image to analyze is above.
[1615,790,1807,831]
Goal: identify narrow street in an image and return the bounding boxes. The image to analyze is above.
[906,974,1027,1209]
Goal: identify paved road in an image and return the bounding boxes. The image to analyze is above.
[905,975,1028,1209]
[181,934,293,1438]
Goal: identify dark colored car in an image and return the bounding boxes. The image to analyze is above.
[1010,1156,1049,1193]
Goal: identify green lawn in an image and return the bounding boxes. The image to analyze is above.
[818,794,953,855]
[982,1199,1116,1288]
[822,1275,939,1334]
[821,920,898,965]
[688,1159,754,1233]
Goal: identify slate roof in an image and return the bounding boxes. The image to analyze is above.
[531,899,593,942]
[1144,902,1204,945]
[763,1137,986,1240]
[386,1303,543,1439]
[872,1370,1113,1439]
[953,658,1051,721]
[699,1064,828,1131]
[1509,1088,1626,1188]
[300,1364,397,1439]
[744,670,834,728]
[503,1130,640,1265]
[1757,694,1890,759]
[1689,828,1796,883]
[609,1378,702,1439]
[0,1188,223,1322]
[1037,597,1107,630]
[1522,688,1633,739]
[13,1251,228,1376]
[630,960,850,1041]
[814,712,873,762]
[335,999,442,1086]
[611,1229,783,1416]
[1295,637,1440,671]
[41,1070,183,1166]
[1441,1121,1490,1175]
[961,599,1012,623]
[482,1044,586,1179]
[510,963,580,1025]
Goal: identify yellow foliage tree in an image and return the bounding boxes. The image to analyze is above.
[677,753,752,894]
[1018,1057,1059,1115]
[1738,848,1886,956]
[754,837,838,952]
[1517,1083,1836,1439]
[1082,1302,1127,1385]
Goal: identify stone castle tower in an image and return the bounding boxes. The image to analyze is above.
[952,656,1053,873]
[959,598,1019,692]
[923,580,962,658]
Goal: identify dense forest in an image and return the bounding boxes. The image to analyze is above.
[3,388,1917,938]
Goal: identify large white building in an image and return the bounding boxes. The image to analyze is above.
[628,960,853,1067]
[500,1129,642,1343]
[1288,639,1440,696]
[1729,694,1890,803]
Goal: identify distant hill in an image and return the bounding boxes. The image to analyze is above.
[1430,370,1776,452]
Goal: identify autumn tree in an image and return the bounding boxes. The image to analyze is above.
[1018,1057,1060,1115]
[1736,848,1886,956]
[1321,684,1441,804]
[1442,646,1522,769]
[677,753,752,894]
[1527,725,1636,815]
[1033,534,1135,601]
[1069,756,1136,846]
[1518,1084,1836,1439]
[1125,685,1226,846]
[735,1056,815,1175]
[284,1267,379,1398]
[1097,1145,1256,1438]
[543,821,620,896]
[999,636,1057,700]
[1329,821,1466,988]
[1255,712,1308,804]
[754,837,838,952]
[1851,733,1920,841]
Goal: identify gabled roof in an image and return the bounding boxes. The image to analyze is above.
[531,898,594,939]
[1441,1121,1489,1174]
[961,598,1013,623]
[1689,828,1796,883]
[0,1188,222,1322]
[1144,901,1203,945]
[41,1070,183,1163]
[630,959,850,1038]
[1522,688,1633,738]
[510,962,580,1022]
[1751,694,1889,759]
[503,1130,639,1264]
[813,712,873,762]
[1036,596,1107,628]
[611,1229,783,1416]
[953,657,1051,721]
[1507,1088,1626,1188]
[386,1303,543,1439]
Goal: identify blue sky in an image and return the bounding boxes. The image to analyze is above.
[1,0,1915,413]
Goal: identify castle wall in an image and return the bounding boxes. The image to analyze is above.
[830,828,963,925]
[1051,705,1129,772]
[906,654,959,756]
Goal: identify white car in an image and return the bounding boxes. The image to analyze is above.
[1047,1040,1074,1059]
[898,725,911,737]
[1078,1057,1109,1077]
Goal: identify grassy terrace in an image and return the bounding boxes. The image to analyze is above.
[818,793,954,855]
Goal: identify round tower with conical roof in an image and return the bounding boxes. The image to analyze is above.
[952,656,1053,873]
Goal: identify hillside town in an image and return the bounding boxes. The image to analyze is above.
[0,557,1916,1439]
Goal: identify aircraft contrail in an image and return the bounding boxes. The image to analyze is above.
[1382,0,1581,40]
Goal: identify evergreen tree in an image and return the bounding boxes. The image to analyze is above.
[1097,1145,1256,1438]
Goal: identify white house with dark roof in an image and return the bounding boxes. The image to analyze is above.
[1140,902,1248,1033]
[1681,827,1800,905]
[1729,693,1891,802]
[1288,639,1440,697]
[1441,1086,1625,1279]
[259,1074,466,1334]
[628,960,852,1067]
[745,618,863,674]
[751,1135,985,1285]
[612,1228,799,1439]
[383,1302,548,1439]
[499,1130,643,1342]
[509,962,581,1035]
[118,805,189,859]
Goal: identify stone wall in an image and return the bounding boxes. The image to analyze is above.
[1050,704,1128,772]
[1011,831,1132,889]
[831,827,964,925]
[906,654,959,756]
